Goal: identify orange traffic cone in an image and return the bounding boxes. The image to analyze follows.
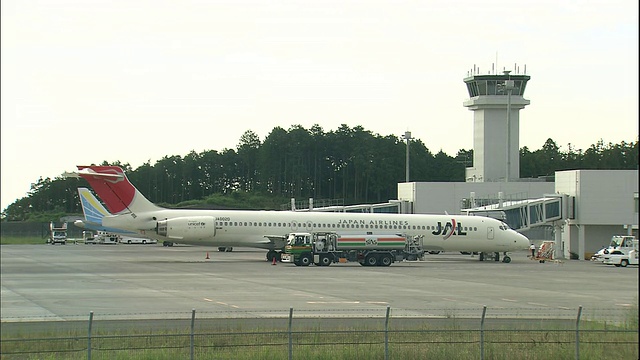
[206,252,210,260]
[272,257,277,265]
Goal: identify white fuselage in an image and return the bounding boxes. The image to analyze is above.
[103,208,529,253]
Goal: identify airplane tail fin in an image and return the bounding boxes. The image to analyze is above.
[78,187,111,224]
[74,165,161,215]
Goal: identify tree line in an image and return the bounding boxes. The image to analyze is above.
[2,124,637,222]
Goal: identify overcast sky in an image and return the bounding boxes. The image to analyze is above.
[1,0,638,211]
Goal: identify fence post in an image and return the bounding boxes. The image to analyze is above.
[87,311,93,360]
[384,305,391,360]
[288,307,293,360]
[575,305,582,360]
[480,306,487,360]
[191,308,196,360]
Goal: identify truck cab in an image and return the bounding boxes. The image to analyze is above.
[609,236,637,252]
[48,222,67,245]
[281,233,319,266]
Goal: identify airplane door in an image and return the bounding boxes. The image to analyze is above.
[487,227,494,240]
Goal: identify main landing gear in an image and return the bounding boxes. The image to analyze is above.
[478,252,512,263]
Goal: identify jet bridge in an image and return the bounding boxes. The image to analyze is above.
[463,194,571,232]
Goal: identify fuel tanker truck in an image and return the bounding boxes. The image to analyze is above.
[280,232,424,266]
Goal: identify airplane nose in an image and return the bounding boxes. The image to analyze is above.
[514,231,530,249]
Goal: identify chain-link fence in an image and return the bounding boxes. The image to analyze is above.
[1,306,638,359]
[0,221,85,239]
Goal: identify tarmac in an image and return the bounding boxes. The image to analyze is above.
[1,244,638,325]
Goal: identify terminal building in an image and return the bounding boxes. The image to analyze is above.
[300,65,638,260]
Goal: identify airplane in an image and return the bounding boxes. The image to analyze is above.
[65,165,530,262]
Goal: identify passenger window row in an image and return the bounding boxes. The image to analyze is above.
[220,221,478,232]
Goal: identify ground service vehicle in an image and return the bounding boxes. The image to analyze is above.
[48,222,67,245]
[530,240,556,263]
[120,236,157,244]
[89,232,120,244]
[83,231,98,244]
[603,240,639,267]
[280,232,424,266]
[603,250,638,267]
[592,236,638,262]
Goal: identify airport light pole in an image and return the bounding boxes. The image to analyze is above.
[402,131,412,182]
[503,71,515,183]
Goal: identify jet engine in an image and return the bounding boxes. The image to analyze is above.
[156,216,215,240]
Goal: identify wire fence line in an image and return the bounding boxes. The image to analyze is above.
[1,305,635,323]
[1,306,638,360]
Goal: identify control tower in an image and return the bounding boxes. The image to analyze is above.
[463,68,530,182]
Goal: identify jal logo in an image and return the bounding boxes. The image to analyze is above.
[365,238,378,246]
[432,219,467,240]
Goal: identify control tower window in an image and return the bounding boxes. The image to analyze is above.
[487,80,500,95]
[467,82,478,97]
[513,80,524,95]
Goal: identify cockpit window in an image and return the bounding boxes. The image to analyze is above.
[499,222,511,230]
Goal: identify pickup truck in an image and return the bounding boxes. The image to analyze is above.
[603,249,639,267]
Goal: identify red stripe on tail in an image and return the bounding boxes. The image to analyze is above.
[77,166,135,214]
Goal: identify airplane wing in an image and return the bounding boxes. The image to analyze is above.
[263,235,288,248]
